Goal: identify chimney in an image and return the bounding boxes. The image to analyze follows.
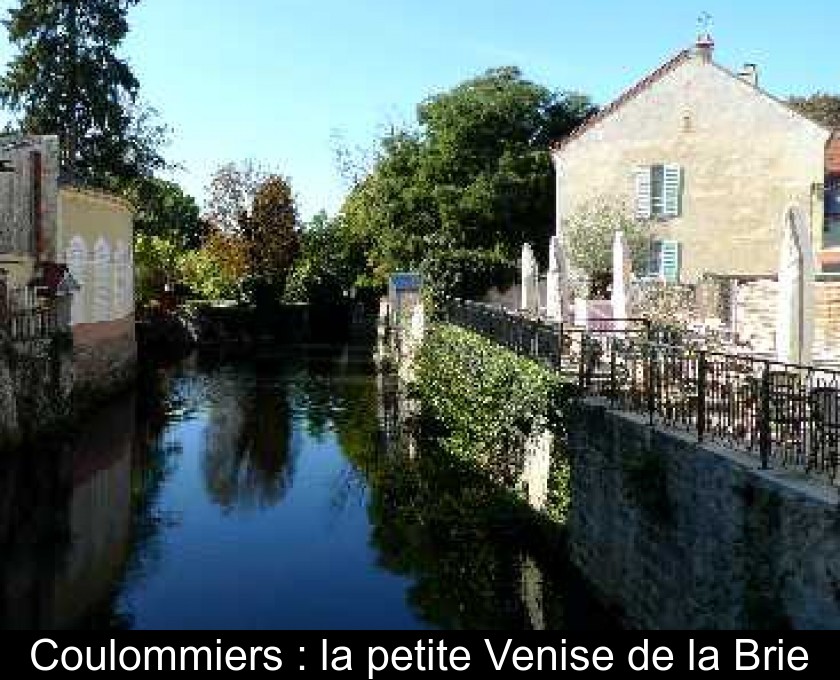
[694,32,715,62]
[738,63,758,87]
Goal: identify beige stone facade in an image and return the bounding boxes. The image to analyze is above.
[58,187,135,326]
[552,44,833,283]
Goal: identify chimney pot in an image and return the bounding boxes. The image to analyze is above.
[738,63,758,87]
[694,33,715,62]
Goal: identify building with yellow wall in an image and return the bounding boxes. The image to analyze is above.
[0,133,136,400]
[58,187,136,396]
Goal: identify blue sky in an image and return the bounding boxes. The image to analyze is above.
[0,0,837,219]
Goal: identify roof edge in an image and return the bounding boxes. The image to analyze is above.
[550,49,691,154]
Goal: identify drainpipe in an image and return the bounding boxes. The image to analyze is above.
[31,149,43,263]
[789,214,805,366]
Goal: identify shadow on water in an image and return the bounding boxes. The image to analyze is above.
[0,342,617,630]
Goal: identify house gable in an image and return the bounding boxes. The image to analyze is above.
[551,44,832,281]
[552,46,831,159]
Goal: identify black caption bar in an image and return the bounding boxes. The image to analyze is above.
[0,631,835,675]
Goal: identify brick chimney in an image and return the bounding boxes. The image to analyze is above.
[738,63,758,87]
[695,33,714,62]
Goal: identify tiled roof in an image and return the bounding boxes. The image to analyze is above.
[550,49,692,153]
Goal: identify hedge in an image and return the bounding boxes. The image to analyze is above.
[414,323,573,523]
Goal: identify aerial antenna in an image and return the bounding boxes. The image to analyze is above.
[697,11,713,35]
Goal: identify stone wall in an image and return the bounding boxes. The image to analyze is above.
[568,399,840,629]
[71,314,137,403]
[733,278,840,361]
[0,334,73,449]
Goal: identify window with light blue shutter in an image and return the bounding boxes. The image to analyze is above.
[635,164,682,219]
[663,164,682,217]
[660,240,681,282]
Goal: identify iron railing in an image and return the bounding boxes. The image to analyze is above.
[1,294,70,341]
[444,297,840,484]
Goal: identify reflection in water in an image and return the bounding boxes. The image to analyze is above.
[0,344,615,630]
[0,397,134,629]
[201,366,295,512]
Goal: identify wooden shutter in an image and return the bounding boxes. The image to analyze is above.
[663,164,682,217]
[634,166,652,219]
[660,240,681,282]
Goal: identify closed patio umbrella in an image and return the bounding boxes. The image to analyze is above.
[521,243,539,315]
[611,230,631,330]
[546,235,569,322]
[775,204,814,366]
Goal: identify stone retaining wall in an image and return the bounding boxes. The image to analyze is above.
[72,314,137,403]
[734,278,840,361]
[568,398,840,629]
[0,335,73,448]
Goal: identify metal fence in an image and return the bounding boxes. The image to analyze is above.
[1,287,70,341]
[444,297,840,483]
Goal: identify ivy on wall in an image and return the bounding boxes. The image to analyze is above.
[414,323,574,523]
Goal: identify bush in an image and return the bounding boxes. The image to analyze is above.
[563,196,649,280]
[414,324,572,522]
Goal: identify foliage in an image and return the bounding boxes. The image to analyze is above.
[0,0,167,184]
[420,246,516,309]
[134,226,249,307]
[241,174,300,307]
[204,160,270,234]
[340,67,595,297]
[563,196,650,277]
[134,234,180,309]
[284,211,366,306]
[788,93,840,130]
[415,323,570,521]
[121,177,207,249]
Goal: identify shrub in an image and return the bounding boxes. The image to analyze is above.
[414,323,572,522]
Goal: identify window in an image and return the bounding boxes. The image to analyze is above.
[649,239,681,282]
[635,164,682,220]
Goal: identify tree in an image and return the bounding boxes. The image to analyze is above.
[122,177,208,249]
[0,0,166,184]
[134,234,180,309]
[788,93,840,130]
[204,160,269,234]
[340,67,595,299]
[241,175,300,307]
[285,211,367,306]
[562,197,650,293]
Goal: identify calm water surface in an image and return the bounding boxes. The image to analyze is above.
[0,344,613,630]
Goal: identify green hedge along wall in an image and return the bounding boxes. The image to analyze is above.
[414,323,574,524]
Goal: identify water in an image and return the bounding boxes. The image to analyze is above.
[0,344,614,630]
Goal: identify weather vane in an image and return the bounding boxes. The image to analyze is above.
[697,11,712,35]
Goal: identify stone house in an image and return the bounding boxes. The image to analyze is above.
[0,133,136,404]
[550,34,839,284]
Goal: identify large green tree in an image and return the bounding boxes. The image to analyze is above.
[241,175,300,308]
[0,0,165,183]
[340,66,595,298]
[285,211,367,306]
[122,177,208,249]
[788,93,840,130]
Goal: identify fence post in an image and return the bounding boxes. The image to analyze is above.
[759,361,771,469]
[557,322,563,374]
[646,342,655,426]
[609,339,617,407]
[697,350,707,442]
[578,333,586,390]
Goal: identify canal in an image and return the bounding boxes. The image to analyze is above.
[0,344,614,630]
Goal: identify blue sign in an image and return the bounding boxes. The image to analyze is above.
[389,272,423,292]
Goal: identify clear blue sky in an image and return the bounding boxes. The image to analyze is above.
[0,0,837,219]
